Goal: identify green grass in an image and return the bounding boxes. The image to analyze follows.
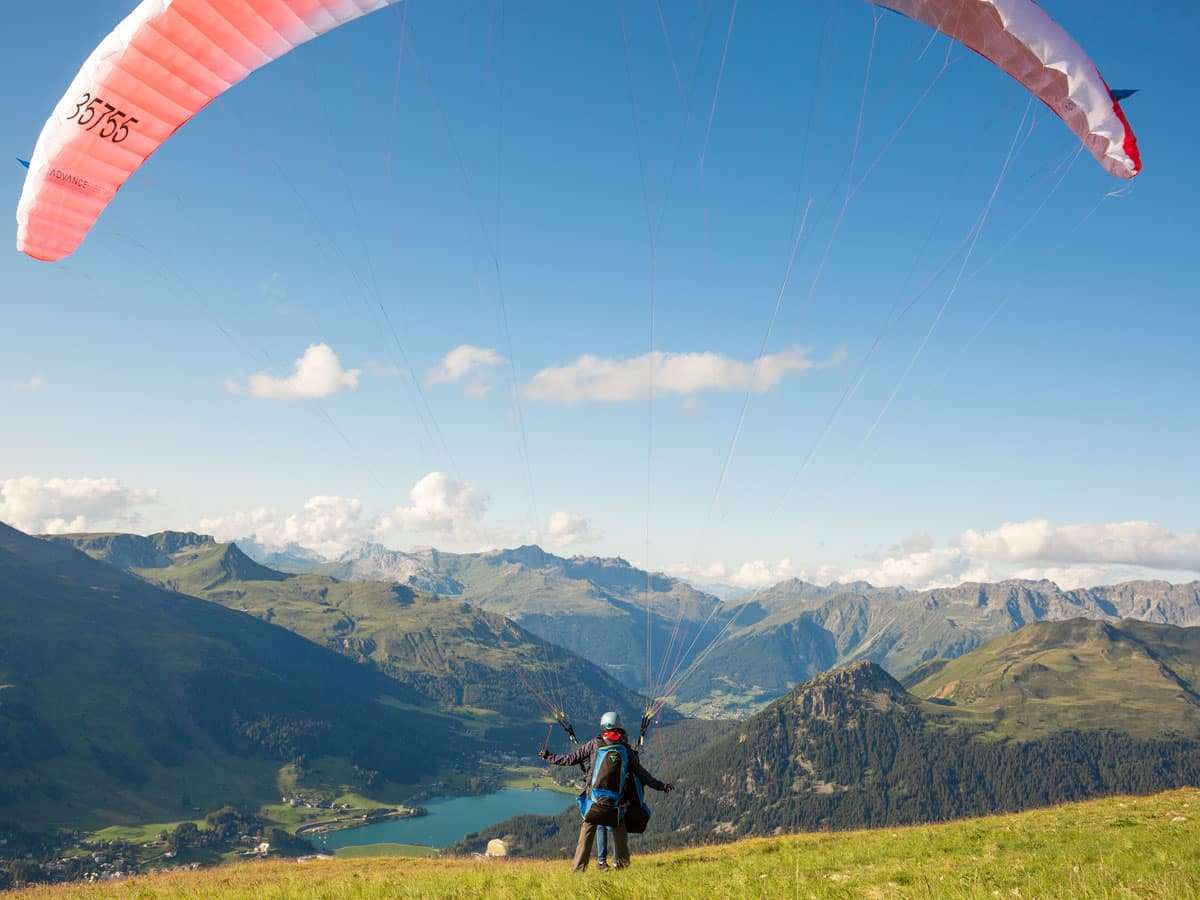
[15,789,1200,898]
[92,821,202,844]
[909,619,1200,741]
[331,844,438,859]
[498,765,576,795]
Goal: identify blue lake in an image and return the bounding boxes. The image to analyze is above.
[313,788,574,850]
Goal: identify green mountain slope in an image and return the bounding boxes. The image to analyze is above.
[54,533,656,731]
[255,542,731,695]
[0,523,456,830]
[907,618,1200,739]
[462,619,1200,856]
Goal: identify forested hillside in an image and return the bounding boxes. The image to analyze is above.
[455,620,1200,857]
[0,524,459,829]
[51,532,658,733]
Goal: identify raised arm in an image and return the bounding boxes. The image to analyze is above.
[540,738,594,769]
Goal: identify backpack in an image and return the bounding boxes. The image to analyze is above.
[576,739,630,827]
[622,771,652,834]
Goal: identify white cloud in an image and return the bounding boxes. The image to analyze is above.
[11,375,44,391]
[526,346,840,406]
[666,561,729,582]
[544,511,602,548]
[226,343,360,399]
[428,345,505,397]
[196,507,279,542]
[0,476,157,535]
[279,496,365,557]
[961,519,1200,571]
[841,548,983,590]
[831,519,1200,591]
[729,557,801,588]
[198,496,366,559]
[196,473,531,557]
[761,519,1200,593]
[1007,565,1118,591]
[377,472,489,539]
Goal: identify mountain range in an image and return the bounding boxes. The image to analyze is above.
[456,617,1200,857]
[680,577,1200,713]
[44,531,656,732]
[8,518,1200,849]
[243,539,732,697]
[236,537,1200,715]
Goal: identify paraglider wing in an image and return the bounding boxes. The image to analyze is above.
[16,0,399,262]
[867,0,1140,179]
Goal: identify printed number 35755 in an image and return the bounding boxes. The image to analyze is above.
[67,92,138,143]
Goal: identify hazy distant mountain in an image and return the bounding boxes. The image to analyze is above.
[675,577,1200,714]
[230,537,1200,715]
[232,536,326,571]
[673,579,759,602]
[328,542,466,594]
[249,540,731,696]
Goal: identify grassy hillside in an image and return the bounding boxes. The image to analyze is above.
[103,539,657,731]
[0,523,456,830]
[908,618,1200,740]
[11,789,1200,897]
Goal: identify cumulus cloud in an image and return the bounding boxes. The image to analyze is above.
[840,548,987,590]
[543,511,602,548]
[196,507,279,542]
[1007,565,1118,591]
[279,496,365,556]
[226,343,360,399]
[197,472,532,558]
[961,519,1200,571]
[833,518,1200,591]
[428,345,505,397]
[377,472,489,539]
[199,496,367,559]
[10,375,44,391]
[671,558,800,589]
[0,476,157,534]
[728,557,801,588]
[676,517,1200,595]
[526,346,841,406]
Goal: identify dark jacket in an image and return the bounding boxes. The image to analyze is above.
[544,732,668,792]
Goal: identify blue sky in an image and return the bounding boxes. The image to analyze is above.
[2,0,1198,591]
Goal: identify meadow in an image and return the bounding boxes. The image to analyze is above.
[13,788,1198,898]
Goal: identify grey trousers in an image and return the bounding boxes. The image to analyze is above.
[573,820,630,871]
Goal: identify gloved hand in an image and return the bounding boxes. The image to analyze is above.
[663,783,674,793]
[538,747,550,760]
